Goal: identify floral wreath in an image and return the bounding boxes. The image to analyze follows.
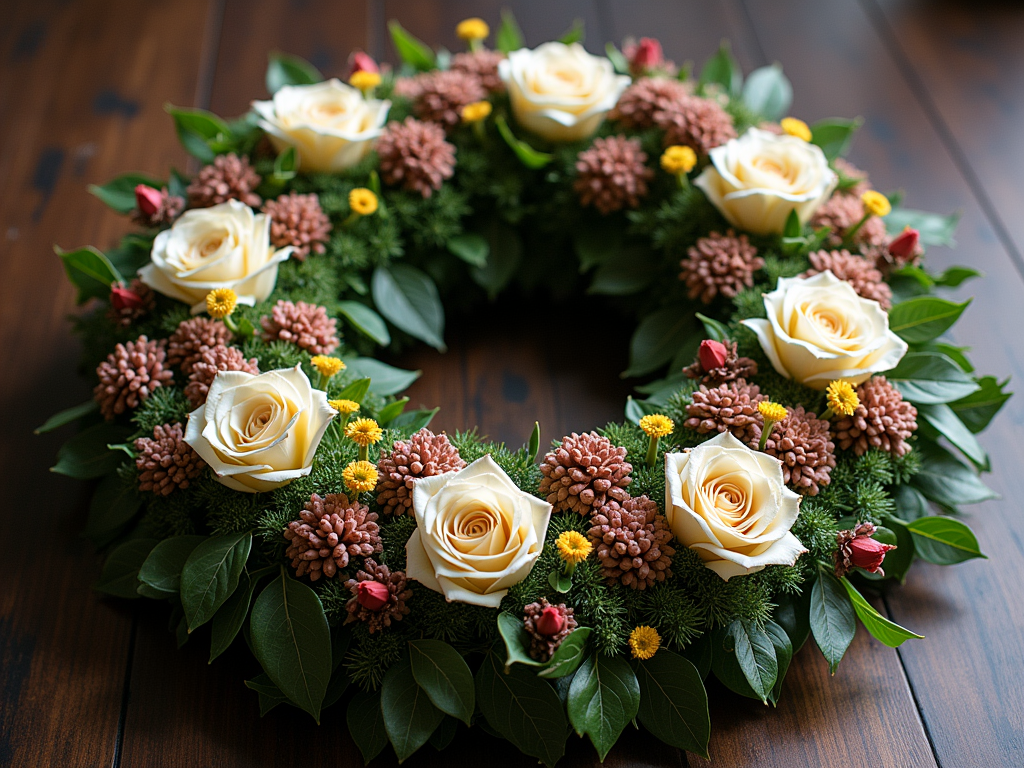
[43,14,1009,765]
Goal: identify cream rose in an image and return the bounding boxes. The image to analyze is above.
[741,270,907,389]
[140,200,290,314]
[665,432,806,581]
[406,455,553,607]
[498,42,629,142]
[184,365,334,493]
[694,128,836,235]
[252,79,390,172]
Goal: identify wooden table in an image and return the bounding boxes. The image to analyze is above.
[3,1,1023,765]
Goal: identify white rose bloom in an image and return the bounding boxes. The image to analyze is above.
[184,365,334,493]
[252,79,390,173]
[406,455,553,607]
[665,432,806,581]
[694,128,837,235]
[741,270,908,390]
[140,200,290,314]
[499,42,629,142]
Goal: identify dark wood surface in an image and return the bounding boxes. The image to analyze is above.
[2,1,1022,766]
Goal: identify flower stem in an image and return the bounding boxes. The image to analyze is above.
[341,210,362,228]
[819,405,836,421]
[843,213,870,245]
[676,172,690,190]
[318,372,329,390]
[758,419,776,451]
[358,444,368,462]
[224,315,240,335]
[645,435,660,468]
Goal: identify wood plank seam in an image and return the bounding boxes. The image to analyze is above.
[111,616,140,768]
[195,0,229,111]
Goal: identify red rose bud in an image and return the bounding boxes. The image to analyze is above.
[536,605,566,636]
[627,37,664,74]
[110,283,146,311]
[888,227,920,261]
[849,535,897,574]
[698,339,729,372]
[349,51,380,76]
[356,580,390,611]
[135,184,163,217]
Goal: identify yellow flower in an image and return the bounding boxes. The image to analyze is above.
[349,70,381,92]
[205,288,238,319]
[328,399,360,415]
[661,145,697,175]
[780,117,812,142]
[826,380,860,417]
[758,401,788,423]
[345,417,383,446]
[349,188,379,216]
[310,355,345,379]
[461,101,493,124]
[861,190,892,218]
[628,625,661,660]
[556,530,592,565]
[456,17,490,41]
[343,460,379,493]
[640,414,675,439]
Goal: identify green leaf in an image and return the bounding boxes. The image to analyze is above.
[475,649,567,767]
[888,297,970,344]
[906,515,986,565]
[138,535,206,594]
[337,301,390,346]
[95,539,158,599]
[376,397,409,425]
[51,423,130,479]
[933,265,981,287]
[605,42,630,75]
[918,402,988,469]
[879,514,916,581]
[912,441,997,507]
[428,715,458,751]
[408,639,475,725]
[573,223,623,271]
[810,117,863,161]
[632,650,710,757]
[764,620,793,706]
[840,578,924,646]
[699,40,742,97]
[924,342,974,373]
[696,312,731,343]
[950,376,1012,433]
[388,21,436,71]
[88,172,163,214]
[711,620,777,703]
[497,610,543,668]
[268,145,298,187]
[35,400,99,434]
[782,209,801,238]
[886,208,959,247]
[210,571,261,663]
[624,396,661,426]
[558,18,585,45]
[447,233,489,267]
[55,246,123,305]
[809,564,856,674]
[245,673,290,716]
[495,115,554,169]
[181,532,252,631]
[527,421,541,462]
[83,472,141,545]
[347,689,389,763]
[381,654,444,762]
[390,407,439,431]
[567,654,639,761]
[372,265,446,351]
[773,589,812,652]
[165,104,232,162]
[537,627,591,679]
[266,52,322,95]
[496,10,524,54]
[473,219,523,299]
[885,351,980,404]
[588,248,656,295]
[680,633,712,680]
[741,64,792,121]
[251,573,331,722]
[344,357,420,396]
[624,305,695,378]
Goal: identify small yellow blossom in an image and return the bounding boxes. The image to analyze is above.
[205,288,237,319]
[628,625,661,660]
[661,145,697,175]
[349,188,379,216]
[758,401,789,423]
[310,355,345,379]
[556,530,593,566]
[461,100,493,124]
[328,399,360,415]
[349,70,381,92]
[826,380,860,417]
[456,17,490,41]
[342,460,379,493]
[640,414,675,439]
[861,190,892,218]
[780,117,812,142]
[345,417,383,447]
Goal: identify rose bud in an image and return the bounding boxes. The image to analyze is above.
[535,605,566,636]
[698,339,729,372]
[849,535,897,575]
[356,580,390,611]
[888,227,920,262]
[348,50,380,76]
[628,37,664,75]
[110,283,146,311]
[134,184,164,217]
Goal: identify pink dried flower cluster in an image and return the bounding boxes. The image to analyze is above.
[260,300,339,354]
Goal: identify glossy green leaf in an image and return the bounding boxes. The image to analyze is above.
[879,515,916,582]
[527,421,541,462]
[495,115,554,169]
[624,305,695,378]
[933,265,981,287]
[251,573,331,722]
[51,423,130,479]
[810,117,862,160]
[344,358,420,396]
[765,621,793,706]
[696,312,731,343]
[680,633,713,680]
[138,535,206,594]
[537,627,591,679]
[84,472,142,546]
[35,400,99,434]
[886,351,980,404]
[632,649,709,757]
[266,52,323,94]
[889,297,970,344]
[473,218,523,299]
[573,219,623,271]
[372,265,446,351]
[624,396,661,426]
[347,689,389,763]
[388,21,436,71]
[381,655,444,762]
[699,40,742,96]
[408,639,475,725]
[337,300,390,345]
[559,18,585,45]
[906,515,987,565]
[55,246,123,305]
[950,376,1012,433]
[497,610,543,668]
[88,172,163,214]
[605,42,630,75]
[165,105,232,162]
[567,654,639,760]
[711,620,777,703]
[809,564,855,674]
[773,588,812,652]
[741,63,792,121]
[496,10,524,53]
[390,407,439,431]
[918,402,988,469]
[447,233,489,267]
[840,577,924,646]
[245,673,290,716]
[95,539,158,599]
[912,441,997,508]
[210,571,261,663]
[885,208,959,247]
[428,715,458,752]
[376,397,409,425]
[892,481,933,519]
[181,532,252,631]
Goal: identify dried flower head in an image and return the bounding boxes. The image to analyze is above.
[639,414,674,438]
[343,460,379,493]
[628,625,661,660]
[680,230,764,303]
[802,249,892,309]
[376,117,457,198]
[573,135,653,215]
[659,95,737,155]
[556,530,593,565]
[186,153,261,208]
[343,558,412,633]
[450,50,506,93]
[539,432,633,515]
[684,379,767,443]
[284,493,381,580]
[260,300,339,355]
[833,376,918,457]
[611,78,692,130]
[184,344,259,408]
[589,495,675,589]
[134,422,203,495]
[167,317,234,374]
[94,336,174,420]
[205,288,237,319]
[747,405,836,496]
[523,599,578,661]
[376,429,467,515]
[396,70,488,131]
[262,192,331,260]
[345,418,383,447]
